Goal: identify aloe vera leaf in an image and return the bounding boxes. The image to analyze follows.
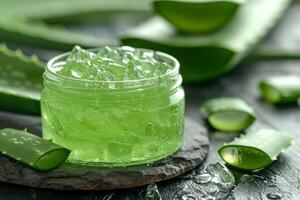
[0,15,113,50]
[122,0,291,82]
[218,129,293,171]
[201,97,256,132]
[0,128,70,171]
[258,76,300,104]
[252,47,300,60]
[0,0,151,23]
[0,44,44,115]
[153,0,244,34]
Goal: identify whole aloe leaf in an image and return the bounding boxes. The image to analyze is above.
[122,0,291,82]
[0,0,151,23]
[0,15,113,50]
[153,0,245,34]
[0,44,44,115]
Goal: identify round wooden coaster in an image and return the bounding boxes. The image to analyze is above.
[0,117,209,190]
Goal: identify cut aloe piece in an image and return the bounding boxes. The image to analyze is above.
[0,0,151,23]
[218,129,293,171]
[153,0,244,34]
[258,76,300,104]
[0,15,113,50]
[122,0,291,82]
[0,128,70,171]
[0,44,44,115]
[201,98,256,132]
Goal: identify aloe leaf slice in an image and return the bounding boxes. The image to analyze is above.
[0,128,70,171]
[0,15,113,50]
[122,0,291,82]
[153,0,244,34]
[201,97,256,132]
[0,43,44,115]
[218,129,293,171]
[0,0,151,23]
[258,76,300,104]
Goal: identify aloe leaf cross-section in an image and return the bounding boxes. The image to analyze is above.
[0,128,70,171]
[201,97,256,132]
[153,0,245,34]
[258,76,300,104]
[218,129,293,171]
[122,0,291,82]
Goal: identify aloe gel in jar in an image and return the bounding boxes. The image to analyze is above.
[41,46,185,166]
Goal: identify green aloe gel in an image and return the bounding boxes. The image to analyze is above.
[41,46,185,166]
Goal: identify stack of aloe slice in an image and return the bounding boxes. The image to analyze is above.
[122,0,291,82]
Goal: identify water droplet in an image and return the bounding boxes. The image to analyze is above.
[145,184,162,200]
[266,193,282,199]
[206,162,235,189]
[173,190,196,200]
[1,132,7,136]
[194,174,212,184]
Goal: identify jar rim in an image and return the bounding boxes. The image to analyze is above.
[46,46,180,87]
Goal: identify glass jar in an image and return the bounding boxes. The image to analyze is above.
[41,47,185,166]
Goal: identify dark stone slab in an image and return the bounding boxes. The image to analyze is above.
[0,117,209,190]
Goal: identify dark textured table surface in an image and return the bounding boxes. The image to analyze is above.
[1,1,300,199]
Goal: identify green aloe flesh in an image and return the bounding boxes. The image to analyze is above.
[122,0,291,82]
[259,76,300,104]
[201,97,256,132]
[218,129,293,171]
[0,0,151,23]
[0,128,70,171]
[153,0,244,34]
[0,15,113,50]
[0,44,44,115]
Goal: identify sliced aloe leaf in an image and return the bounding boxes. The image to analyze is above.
[0,128,70,171]
[0,0,151,23]
[0,15,113,50]
[218,129,293,171]
[259,76,300,104]
[153,0,244,34]
[0,43,44,115]
[201,97,256,132]
[122,0,291,82]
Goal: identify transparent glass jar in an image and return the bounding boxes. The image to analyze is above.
[41,47,185,166]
